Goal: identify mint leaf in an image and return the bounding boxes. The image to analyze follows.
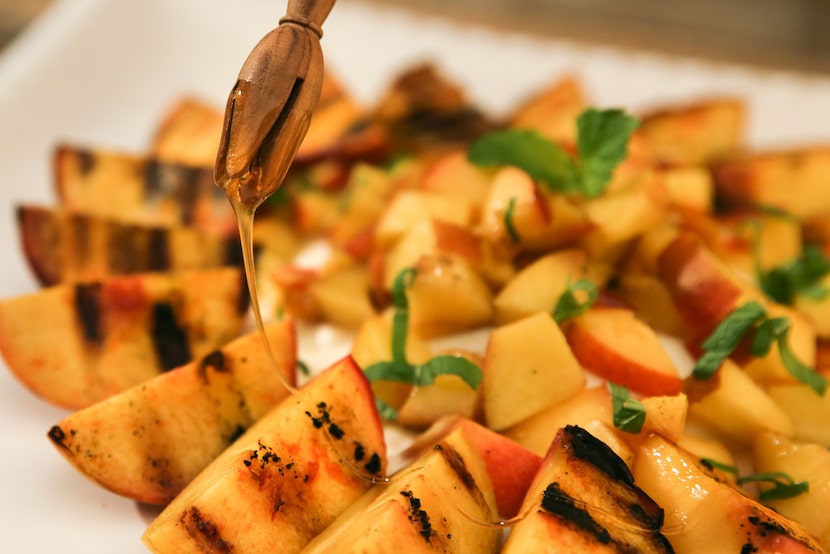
[415,355,483,389]
[389,268,415,365]
[609,382,646,433]
[576,108,640,197]
[552,278,599,324]
[778,337,828,396]
[374,397,399,421]
[692,301,767,379]
[391,267,415,310]
[750,317,790,358]
[467,129,578,191]
[700,464,809,502]
[467,108,639,198]
[737,472,809,502]
[363,360,415,384]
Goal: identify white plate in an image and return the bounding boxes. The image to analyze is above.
[1,1,830,551]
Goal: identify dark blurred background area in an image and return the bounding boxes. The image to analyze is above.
[2,0,829,75]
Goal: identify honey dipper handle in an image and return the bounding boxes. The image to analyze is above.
[282,0,336,37]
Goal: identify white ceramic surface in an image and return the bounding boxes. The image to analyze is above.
[1,1,829,551]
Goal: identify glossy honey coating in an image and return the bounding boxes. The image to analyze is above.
[215,0,336,208]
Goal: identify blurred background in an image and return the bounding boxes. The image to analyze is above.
[3,0,829,75]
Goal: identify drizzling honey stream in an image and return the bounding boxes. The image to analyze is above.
[214,0,403,486]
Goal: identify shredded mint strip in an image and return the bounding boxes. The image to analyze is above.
[363,268,483,420]
[608,382,646,433]
[701,458,739,476]
[416,355,483,389]
[737,472,809,502]
[552,278,599,324]
[467,108,639,198]
[692,301,827,396]
[701,461,809,502]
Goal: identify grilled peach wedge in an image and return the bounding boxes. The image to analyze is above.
[302,426,501,553]
[142,355,387,553]
[0,267,247,409]
[635,434,823,553]
[404,415,543,520]
[17,204,246,287]
[54,144,230,233]
[502,425,673,553]
[47,319,295,504]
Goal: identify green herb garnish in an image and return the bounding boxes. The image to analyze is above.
[468,129,576,191]
[296,359,311,378]
[700,458,740,476]
[692,301,767,379]
[468,108,639,198]
[692,301,827,396]
[758,244,830,305]
[576,108,641,197]
[552,278,599,324]
[609,382,646,433]
[363,268,484,420]
[503,196,521,243]
[737,472,810,502]
[700,461,809,502]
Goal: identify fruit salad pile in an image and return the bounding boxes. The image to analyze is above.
[1,63,829,552]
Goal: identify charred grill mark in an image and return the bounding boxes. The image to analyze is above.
[746,511,814,547]
[74,282,103,343]
[108,223,143,274]
[435,443,475,492]
[181,506,233,554]
[303,403,382,475]
[68,212,91,277]
[552,426,673,552]
[147,227,171,272]
[353,442,366,462]
[402,106,491,144]
[228,425,246,444]
[401,489,434,543]
[364,452,382,475]
[197,350,253,443]
[198,350,228,382]
[175,166,210,226]
[47,425,69,449]
[147,455,179,499]
[626,501,666,534]
[142,160,209,226]
[151,301,191,371]
[436,442,492,520]
[747,514,790,536]
[566,425,636,486]
[305,401,333,430]
[542,482,612,545]
[305,402,346,440]
[74,148,97,176]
